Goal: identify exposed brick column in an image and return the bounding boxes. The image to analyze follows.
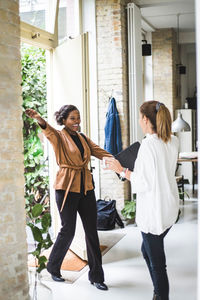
[96,0,133,211]
[152,28,181,116]
[0,1,29,299]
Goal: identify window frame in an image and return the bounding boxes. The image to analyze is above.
[20,0,82,49]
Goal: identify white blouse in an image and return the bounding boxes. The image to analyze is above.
[130,134,179,235]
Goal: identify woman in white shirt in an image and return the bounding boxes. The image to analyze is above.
[104,101,179,300]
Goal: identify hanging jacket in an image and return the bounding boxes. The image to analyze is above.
[104,97,122,155]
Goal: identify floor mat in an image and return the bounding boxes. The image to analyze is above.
[28,245,107,272]
[28,230,126,283]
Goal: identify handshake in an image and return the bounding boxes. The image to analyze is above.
[102,157,114,169]
[102,157,124,175]
[102,157,129,181]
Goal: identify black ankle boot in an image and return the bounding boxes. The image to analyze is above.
[153,293,162,300]
[90,281,108,290]
[47,263,64,281]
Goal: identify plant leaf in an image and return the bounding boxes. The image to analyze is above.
[32,203,43,218]
[41,213,51,231]
[37,262,46,273]
[31,226,43,243]
[38,255,47,264]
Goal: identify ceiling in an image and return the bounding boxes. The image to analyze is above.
[133,0,195,33]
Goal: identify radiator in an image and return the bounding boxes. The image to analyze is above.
[127,3,143,143]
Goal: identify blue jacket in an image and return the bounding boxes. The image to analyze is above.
[104,97,122,155]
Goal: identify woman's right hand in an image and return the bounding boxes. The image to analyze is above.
[25,108,46,128]
[25,108,41,120]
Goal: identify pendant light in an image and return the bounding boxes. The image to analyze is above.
[172,112,190,132]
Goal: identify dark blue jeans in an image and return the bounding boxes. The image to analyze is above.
[141,227,171,300]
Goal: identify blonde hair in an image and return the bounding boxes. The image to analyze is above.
[140,101,172,143]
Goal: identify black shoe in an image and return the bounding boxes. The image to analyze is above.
[51,274,65,282]
[91,282,108,290]
[153,293,161,300]
[47,263,64,282]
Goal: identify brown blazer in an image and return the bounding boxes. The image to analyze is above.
[41,122,112,211]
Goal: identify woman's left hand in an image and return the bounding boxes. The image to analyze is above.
[102,157,123,174]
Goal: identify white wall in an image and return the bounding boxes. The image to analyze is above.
[195,0,200,297]
[144,32,153,101]
[81,0,100,198]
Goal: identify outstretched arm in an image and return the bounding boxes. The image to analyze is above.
[25,109,60,148]
[25,109,46,128]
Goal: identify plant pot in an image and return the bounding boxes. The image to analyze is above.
[123,218,136,226]
[28,269,52,300]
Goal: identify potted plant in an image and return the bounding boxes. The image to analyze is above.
[121,194,136,224]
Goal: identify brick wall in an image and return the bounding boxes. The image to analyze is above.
[152,28,181,116]
[96,0,133,212]
[0,1,29,299]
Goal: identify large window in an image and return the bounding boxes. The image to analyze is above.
[58,0,80,43]
[20,0,54,32]
[20,0,80,47]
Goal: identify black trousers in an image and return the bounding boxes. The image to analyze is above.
[141,227,170,300]
[47,189,104,283]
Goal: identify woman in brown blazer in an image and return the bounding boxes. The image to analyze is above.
[25,105,112,290]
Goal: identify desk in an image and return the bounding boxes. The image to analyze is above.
[177,157,198,193]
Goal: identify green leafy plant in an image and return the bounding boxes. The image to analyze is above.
[21,44,53,274]
[21,45,49,215]
[121,197,136,220]
[27,203,53,273]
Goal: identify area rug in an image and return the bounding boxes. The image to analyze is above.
[28,245,107,272]
[28,230,125,283]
